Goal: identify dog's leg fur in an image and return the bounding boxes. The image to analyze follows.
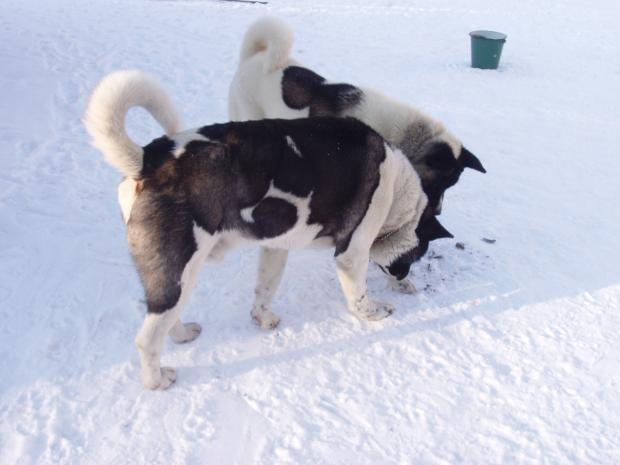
[335,143,399,321]
[251,247,288,329]
[169,320,202,343]
[134,230,216,390]
[387,274,417,294]
[336,249,394,321]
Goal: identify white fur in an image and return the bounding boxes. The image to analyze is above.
[172,131,210,158]
[251,248,288,329]
[240,206,255,223]
[369,145,427,268]
[84,70,179,178]
[228,18,302,122]
[135,224,215,390]
[343,87,463,159]
[286,135,302,157]
[117,178,138,224]
[334,144,399,320]
[228,17,463,159]
[239,16,294,74]
[387,275,417,294]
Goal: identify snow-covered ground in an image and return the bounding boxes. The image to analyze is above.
[1,0,620,463]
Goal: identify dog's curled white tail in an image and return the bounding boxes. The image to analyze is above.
[239,16,294,73]
[84,70,179,178]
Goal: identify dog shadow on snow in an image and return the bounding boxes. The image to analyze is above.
[186,236,603,384]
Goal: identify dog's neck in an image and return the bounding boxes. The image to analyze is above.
[345,87,453,164]
[381,151,427,237]
[369,150,427,266]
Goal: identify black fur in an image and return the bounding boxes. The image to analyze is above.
[248,197,298,239]
[414,142,464,214]
[282,66,363,117]
[386,209,454,280]
[128,188,197,314]
[141,136,175,176]
[129,117,388,314]
[460,147,486,173]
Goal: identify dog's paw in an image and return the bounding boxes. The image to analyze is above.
[352,299,395,321]
[170,322,202,344]
[143,367,177,390]
[251,308,281,330]
[389,277,417,294]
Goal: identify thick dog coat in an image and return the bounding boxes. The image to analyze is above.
[228,18,486,215]
[229,17,483,291]
[84,70,449,389]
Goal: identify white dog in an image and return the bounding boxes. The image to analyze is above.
[229,16,485,293]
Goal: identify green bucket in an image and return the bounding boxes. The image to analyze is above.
[470,30,507,70]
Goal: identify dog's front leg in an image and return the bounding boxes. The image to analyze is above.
[335,249,394,321]
[251,247,288,330]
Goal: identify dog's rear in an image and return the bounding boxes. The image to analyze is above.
[85,72,211,390]
[229,16,301,121]
[238,16,294,73]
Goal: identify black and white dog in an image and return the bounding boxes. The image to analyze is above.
[229,17,486,290]
[85,70,452,389]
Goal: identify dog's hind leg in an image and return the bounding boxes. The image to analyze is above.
[133,227,216,390]
[169,320,202,343]
[335,249,395,321]
[135,245,209,389]
[251,247,288,329]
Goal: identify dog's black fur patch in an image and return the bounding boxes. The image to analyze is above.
[130,117,388,314]
[141,136,175,176]
[282,66,363,117]
[414,142,464,214]
[386,210,454,280]
[248,197,298,239]
[128,188,197,314]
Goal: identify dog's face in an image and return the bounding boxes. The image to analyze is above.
[382,211,453,280]
[413,141,486,215]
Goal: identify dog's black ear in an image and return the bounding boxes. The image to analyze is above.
[425,142,458,172]
[312,83,363,116]
[419,215,454,241]
[460,147,486,173]
[281,66,325,109]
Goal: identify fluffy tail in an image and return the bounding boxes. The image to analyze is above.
[84,70,179,178]
[239,16,294,73]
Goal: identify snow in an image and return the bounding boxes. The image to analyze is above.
[1,0,620,463]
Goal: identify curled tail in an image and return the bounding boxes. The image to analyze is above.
[239,16,294,73]
[84,70,179,178]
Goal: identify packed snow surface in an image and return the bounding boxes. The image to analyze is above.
[1,0,619,464]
